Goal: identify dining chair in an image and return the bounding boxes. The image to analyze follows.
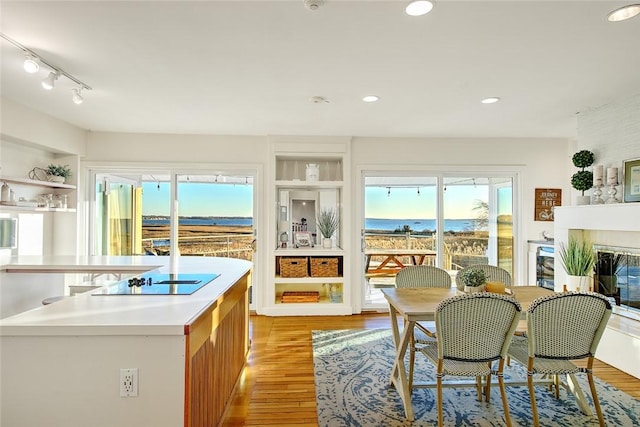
[395,265,452,389]
[418,292,522,427]
[507,291,612,427]
[455,264,512,288]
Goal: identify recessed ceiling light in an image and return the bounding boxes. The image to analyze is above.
[481,97,500,104]
[406,0,434,17]
[607,4,640,22]
[362,95,379,102]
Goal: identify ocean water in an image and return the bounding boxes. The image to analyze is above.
[144,217,253,227]
[142,217,478,232]
[365,218,479,232]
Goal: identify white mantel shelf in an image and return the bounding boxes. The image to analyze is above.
[554,204,640,232]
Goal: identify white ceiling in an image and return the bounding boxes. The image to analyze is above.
[1,1,639,139]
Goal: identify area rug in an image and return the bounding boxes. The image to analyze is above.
[312,329,640,427]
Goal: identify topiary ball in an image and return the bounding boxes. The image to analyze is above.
[571,170,593,192]
[572,150,595,169]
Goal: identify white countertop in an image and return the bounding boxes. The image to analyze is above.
[0,256,252,337]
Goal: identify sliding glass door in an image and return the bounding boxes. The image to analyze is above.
[362,172,515,309]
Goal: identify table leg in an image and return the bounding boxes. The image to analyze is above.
[565,373,593,416]
[388,315,415,421]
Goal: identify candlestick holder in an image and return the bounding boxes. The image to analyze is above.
[592,184,604,204]
[605,183,619,204]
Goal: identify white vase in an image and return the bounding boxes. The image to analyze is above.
[575,195,590,206]
[48,175,65,183]
[464,284,485,293]
[322,238,332,249]
[567,275,591,292]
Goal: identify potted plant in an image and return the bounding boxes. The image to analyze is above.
[558,237,595,291]
[316,208,339,249]
[458,267,488,293]
[46,164,72,183]
[571,150,594,205]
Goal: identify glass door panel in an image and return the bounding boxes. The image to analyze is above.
[175,174,254,260]
[442,177,513,277]
[363,175,438,307]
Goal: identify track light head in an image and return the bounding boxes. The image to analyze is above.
[72,87,84,104]
[23,54,39,73]
[42,71,59,90]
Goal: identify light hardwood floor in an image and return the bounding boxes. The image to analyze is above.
[222,313,640,426]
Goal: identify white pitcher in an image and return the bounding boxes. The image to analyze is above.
[305,163,319,181]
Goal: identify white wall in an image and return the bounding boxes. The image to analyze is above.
[577,92,640,181]
[85,132,267,163]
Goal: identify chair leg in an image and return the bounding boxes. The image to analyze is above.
[527,374,540,427]
[437,375,444,427]
[475,376,483,402]
[498,374,512,427]
[586,363,605,427]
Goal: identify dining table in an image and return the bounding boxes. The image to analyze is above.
[381,286,594,421]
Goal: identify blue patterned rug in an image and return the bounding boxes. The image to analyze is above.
[312,329,640,427]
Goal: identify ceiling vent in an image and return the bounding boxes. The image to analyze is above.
[304,0,325,11]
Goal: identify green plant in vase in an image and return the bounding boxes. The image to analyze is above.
[316,208,339,249]
[458,267,488,293]
[571,150,594,205]
[46,164,72,183]
[558,237,595,291]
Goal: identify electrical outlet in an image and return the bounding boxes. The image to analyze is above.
[120,368,138,397]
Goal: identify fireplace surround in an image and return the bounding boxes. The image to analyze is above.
[555,204,640,379]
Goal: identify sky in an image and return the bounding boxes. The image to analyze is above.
[142,182,253,216]
[365,185,510,219]
[142,181,512,219]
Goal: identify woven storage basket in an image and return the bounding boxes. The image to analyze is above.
[280,257,308,277]
[310,257,339,277]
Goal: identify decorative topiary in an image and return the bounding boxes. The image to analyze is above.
[571,170,593,194]
[572,150,594,169]
[570,150,594,196]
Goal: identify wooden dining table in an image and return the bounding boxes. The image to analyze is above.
[381,286,594,421]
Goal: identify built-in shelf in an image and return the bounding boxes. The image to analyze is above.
[0,204,76,213]
[274,180,344,188]
[0,176,76,190]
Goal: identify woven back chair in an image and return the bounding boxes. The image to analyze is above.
[395,265,452,288]
[395,265,452,389]
[420,292,522,427]
[507,292,612,427]
[455,264,512,288]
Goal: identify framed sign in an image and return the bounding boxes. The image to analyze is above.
[535,188,561,221]
[294,231,313,247]
[623,158,640,203]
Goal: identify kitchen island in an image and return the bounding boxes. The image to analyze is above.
[0,255,252,427]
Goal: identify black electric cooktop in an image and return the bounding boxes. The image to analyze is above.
[92,273,220,296]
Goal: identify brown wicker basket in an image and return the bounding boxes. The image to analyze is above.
[310,257,339,277]
[281,291,319,303]
[279,257,308,277]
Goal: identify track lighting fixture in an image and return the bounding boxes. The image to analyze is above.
[23,54,39,73]
[1,32,92,103]
[42,71,59,90]
[72,87,84,105]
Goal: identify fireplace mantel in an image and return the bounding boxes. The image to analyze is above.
[554,203,640,379]
[554,204,640,291]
